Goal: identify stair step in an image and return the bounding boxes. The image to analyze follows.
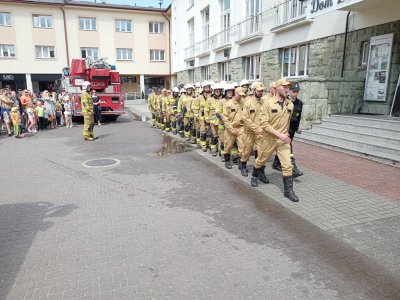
[328,115,400,131]
[310,126,400,149]
[320,119,399,139]
[299,131,400,162]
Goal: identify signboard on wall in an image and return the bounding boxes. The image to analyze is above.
[307,0,364,18]
[364,33,394,102]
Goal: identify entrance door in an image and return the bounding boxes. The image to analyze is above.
[390,74,400,117]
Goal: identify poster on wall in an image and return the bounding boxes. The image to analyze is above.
[364,33,394,102]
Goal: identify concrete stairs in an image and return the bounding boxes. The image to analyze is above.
[297,115,400,167]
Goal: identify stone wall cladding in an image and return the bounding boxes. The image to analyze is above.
[230,57,244,83]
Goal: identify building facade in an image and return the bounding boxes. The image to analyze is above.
[0,0,171,95]
[171,0,400,128]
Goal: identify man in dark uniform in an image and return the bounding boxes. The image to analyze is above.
[272,82,303,177]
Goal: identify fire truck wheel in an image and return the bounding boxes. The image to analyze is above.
[107,116,118,122]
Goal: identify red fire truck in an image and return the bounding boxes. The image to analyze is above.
[57,58,125,121]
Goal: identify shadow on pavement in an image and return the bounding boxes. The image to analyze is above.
[0,202,77,299]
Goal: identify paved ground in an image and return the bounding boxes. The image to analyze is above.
[0,105,399,299]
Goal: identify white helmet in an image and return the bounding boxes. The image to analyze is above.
[180,88,186,93]
[82,81,91,89]
[195,82,201,88]
[185,83,194,90]
[240,79,250,87]
[172,87,179,93]
[201,80,211,88]
[232,82,239,88]
[224,83,235,91]
[213,83,223,90]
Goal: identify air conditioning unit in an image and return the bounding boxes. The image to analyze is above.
[223,49,230,58]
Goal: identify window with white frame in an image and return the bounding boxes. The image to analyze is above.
[0,12,11,26]
[201,66,211,81]
[150,49,165,61]
[282,44,308,77]
[115,19,132,32]
[361,41,369,66]
[81,47,98,59]
[79,17,96,30]
[187,18,194,46]
[219,61,231,81]
[117,48,133,60]
[33,15,52,28]
[0,44,15,58]
[202,7,210,40]
[221,0,230,43]
[243,55,261,80]
[149,21,163,34]
[35,46,54,59]
[188,69,195,83]
[246,0,261,34]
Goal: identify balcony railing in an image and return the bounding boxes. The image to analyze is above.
[185,44,196,60]
[274,0,307,28]
[211,27,233,50]
[197,37,211,55]
[237,13,263,42]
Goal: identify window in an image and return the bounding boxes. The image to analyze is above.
[79,17,96,30]
[81,47,98,59]
[0,44,15,58]
[202,7,210,40]
[117,48,133,60]
[221,0,230,43]
[361,41,369,66]
[243,55,261,80]
[201,66,210,81]
[0,12,11,26]
[33,15,52,28]
[149,21,164,34]
[35,46,55,59]
[188,18,194,46]
[282,44,308,77]
[219,61,231,81]
[246,0,261,34]
[150,50,165,61]
[188,69,195,83]
[115,19,132,32]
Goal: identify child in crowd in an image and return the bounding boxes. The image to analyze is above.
[10,106,23,138]
[36,101,46,131]
[26,104,37,133]
[64,98,73,128]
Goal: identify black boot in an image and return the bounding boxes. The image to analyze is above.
[272,155,282,171]
[291,157,304,178]
[224,154,232,169]
[258,166,269,183]
[283,176,299,202]
[240,161,248,177]
[251,167,260,187]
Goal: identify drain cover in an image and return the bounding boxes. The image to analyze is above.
[83,158,120,168]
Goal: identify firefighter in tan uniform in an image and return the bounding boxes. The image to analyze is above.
[81,81,97,141]
[204,82,224,156]
[192,81,212,150]
[170,87,180,135]
[162,90,174,132]
[240,82,267,179]
[216,83,234,161]
[222,87,246,169]
[177,88,186,137]
[251,78,299,202]
[177,84,194,141]
[148,89,156,127]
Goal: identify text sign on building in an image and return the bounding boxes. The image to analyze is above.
[364,33,394,102]
[307,0,363,19]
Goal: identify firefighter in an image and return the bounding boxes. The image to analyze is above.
[222,87,245,169]
[204,82,223,156]
[272,82,304,177]
[194,82,201,97]
[251,78,299,202]
[216,83,234,161]
[239,79,250,96]
[162,89,173,132]
[192,81,212,151]
[170,87,180,135]
[177,84,195,141]
[177,88,186,137]
[240,82,267,179]
[158,88,166,130]
[81,81,97,141]
[148,88,157,127]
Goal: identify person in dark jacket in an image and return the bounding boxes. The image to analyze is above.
[272,82,304,178]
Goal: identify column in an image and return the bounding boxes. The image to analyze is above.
[26,74,33,91]
[140,74,145,99]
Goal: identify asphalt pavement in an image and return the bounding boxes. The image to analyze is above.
[0,105,399,300]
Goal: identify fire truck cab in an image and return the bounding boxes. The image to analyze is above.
[58,57,125,121]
